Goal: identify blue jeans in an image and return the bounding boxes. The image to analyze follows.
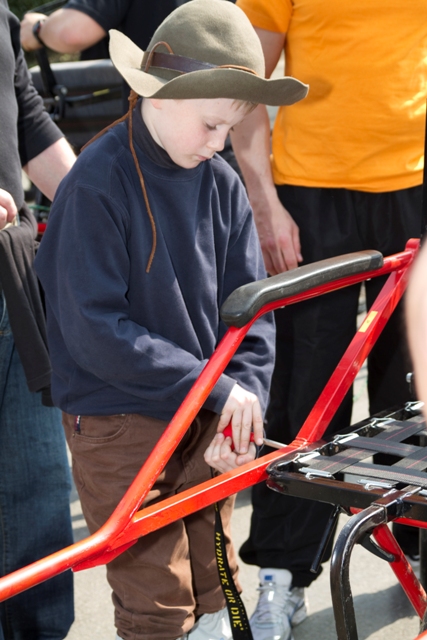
[0,296,74,639]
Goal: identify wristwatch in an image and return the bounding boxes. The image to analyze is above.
[32,19,46,46]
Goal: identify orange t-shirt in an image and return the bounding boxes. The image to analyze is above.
[237,0,427,192]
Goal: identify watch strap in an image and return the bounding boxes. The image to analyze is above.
[32,19,46,46]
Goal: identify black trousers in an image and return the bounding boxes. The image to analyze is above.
[240,185,423,587]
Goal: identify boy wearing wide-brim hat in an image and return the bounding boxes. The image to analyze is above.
[35,1,308,638]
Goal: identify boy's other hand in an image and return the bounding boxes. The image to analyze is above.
[218,384,263,454]
[0,189,18,230]
[204,431,256,473]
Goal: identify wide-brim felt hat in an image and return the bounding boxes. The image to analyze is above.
[109,0,308,107]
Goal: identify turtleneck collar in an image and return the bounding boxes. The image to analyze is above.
[132,98,182,170]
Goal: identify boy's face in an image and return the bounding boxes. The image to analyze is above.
[144,98,250,169]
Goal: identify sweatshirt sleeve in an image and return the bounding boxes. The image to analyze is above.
[217,207,275,416]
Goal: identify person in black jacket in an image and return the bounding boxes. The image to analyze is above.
[0,2,76,638]
[21,0,185,55]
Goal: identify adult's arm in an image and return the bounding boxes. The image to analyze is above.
[20,8,106,52]
[406,242,427,414]
[3,11,76,204]
[230,27,302,274]
[12,38,76,197]
[23,139,76,201]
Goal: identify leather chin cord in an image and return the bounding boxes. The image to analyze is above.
[81,89,157,272]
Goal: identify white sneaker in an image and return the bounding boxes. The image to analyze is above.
[250,568,307,640]
[188,607,232,639]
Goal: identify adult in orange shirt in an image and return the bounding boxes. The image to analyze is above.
[231,1,427,639]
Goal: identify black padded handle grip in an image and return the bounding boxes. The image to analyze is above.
[220,250,383,328]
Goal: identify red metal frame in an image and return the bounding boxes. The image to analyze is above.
[373,524,427,618]
[345,508,427,619]
[0,239,423,636]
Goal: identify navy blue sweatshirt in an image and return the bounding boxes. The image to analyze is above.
[35,106,275,421]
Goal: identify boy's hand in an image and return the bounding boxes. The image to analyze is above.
[218,383,263,455]
[204,431,257,473]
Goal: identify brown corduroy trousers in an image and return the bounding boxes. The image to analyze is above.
[63,410,239,640]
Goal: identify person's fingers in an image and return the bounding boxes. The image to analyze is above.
[252,400,264,446]
[7,208,17,223]
[218,406,233,431]
[235,443,257,466]
[267,237,288,275]
[220,436,236,469]
[280,232,299,271]
[220,386,264,456]
[204,432,238,472]
[203,437,214,462]
[291,223,303,263]
[261,247,277,276]
[231,406,243,453]
[204,432,224,466]
[0,190,17,226]
[0,207,7,230]
[238,403,253,454]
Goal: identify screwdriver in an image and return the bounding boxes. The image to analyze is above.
[222,424,286,450]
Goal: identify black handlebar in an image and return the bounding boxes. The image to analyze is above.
[220,250,384,328]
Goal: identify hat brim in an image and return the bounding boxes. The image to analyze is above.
[109,29,308,107]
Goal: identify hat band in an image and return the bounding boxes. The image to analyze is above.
[141,46,258,77]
